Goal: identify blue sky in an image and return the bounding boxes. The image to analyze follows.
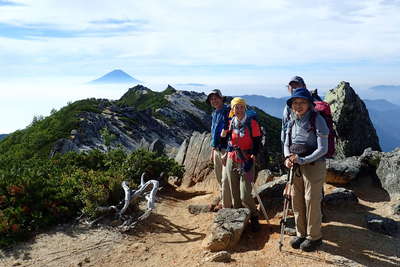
[1,0,400,132]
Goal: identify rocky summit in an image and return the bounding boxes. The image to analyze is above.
[325,81,381,159]
[49,84,282,160]
[50,85,212,157]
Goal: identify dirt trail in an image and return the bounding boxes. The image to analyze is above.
[1,183,399,267]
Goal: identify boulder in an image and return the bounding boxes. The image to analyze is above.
[358,147,382,168]
[254,169,274,187]
[202,208,250,251]
[180,132,214,187]
[325,157,361,184]
[375,148,400,199]
[365,214,398,236]
[323,188,358,206]
[256,175,287,212]
[257,175,287,200]
[325,81,381,159]
[174,138,188,165]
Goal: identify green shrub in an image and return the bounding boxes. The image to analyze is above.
[0,98,103,160]
[117,85,176,111]
[0,149,184,248]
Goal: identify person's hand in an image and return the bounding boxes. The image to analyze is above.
[220,129,228,138]
[250,154,256,161]
[289,154,298,164]
[283,183,292,199]
[284,158,293,168]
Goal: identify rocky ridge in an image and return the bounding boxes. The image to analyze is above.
[50,85,282,161]
[50,85,210,157]
[325,81,381,158]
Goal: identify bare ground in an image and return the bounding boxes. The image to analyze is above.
[1,180,399,267]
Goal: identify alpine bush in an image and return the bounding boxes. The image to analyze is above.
[0,149,184,248]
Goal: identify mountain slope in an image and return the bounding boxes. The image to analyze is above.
[363,99,399,112]
[0,85,282,162]
[90,69,140,84]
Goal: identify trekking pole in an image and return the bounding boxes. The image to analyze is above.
[251,181,269,223]
[234,147,269,223]
[279,166,295,252]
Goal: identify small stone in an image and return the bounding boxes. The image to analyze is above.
[392,202,400,216]
[210,196,221,207]
[84,257,90,263]
[22,253,30,260]
[12,261,21,266]
[188,204,211,214]
[131,242,141,249]
[205,251,231,262]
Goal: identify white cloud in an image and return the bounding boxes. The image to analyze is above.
[2,1,400,133]
[0,1,399,84]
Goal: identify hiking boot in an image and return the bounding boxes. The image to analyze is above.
[300,238,322,252]
[250,216,260,232]
[289,237,306,249]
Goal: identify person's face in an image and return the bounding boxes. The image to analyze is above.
[288,82,302,94]
[209,94,223,109]
[291,98,310,116]
[234,104,246,117]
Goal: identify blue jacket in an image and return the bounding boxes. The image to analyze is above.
[211,104,230,149]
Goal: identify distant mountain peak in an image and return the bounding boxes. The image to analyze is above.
[370,85,400,91]
[89,69,140,84]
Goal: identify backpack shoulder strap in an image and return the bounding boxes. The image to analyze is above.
[245,117,254,137]
[245,109,258,137]
[309,110,318,133]
[287,119,295,147]
[285,105,291,123]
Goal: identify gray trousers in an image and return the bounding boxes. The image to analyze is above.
[213,150,232,208]
[291,160,326,240]
[225,157,258,216]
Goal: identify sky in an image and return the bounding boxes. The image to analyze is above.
[1,0,400,133]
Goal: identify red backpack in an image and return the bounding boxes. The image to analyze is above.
[310,101,336,158]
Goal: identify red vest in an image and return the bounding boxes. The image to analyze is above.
[228,118,261,162]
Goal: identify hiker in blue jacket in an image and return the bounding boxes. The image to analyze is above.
[206,89,232,210]
[284,88,329,252]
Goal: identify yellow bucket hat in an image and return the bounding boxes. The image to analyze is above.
[229,97,246,117]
